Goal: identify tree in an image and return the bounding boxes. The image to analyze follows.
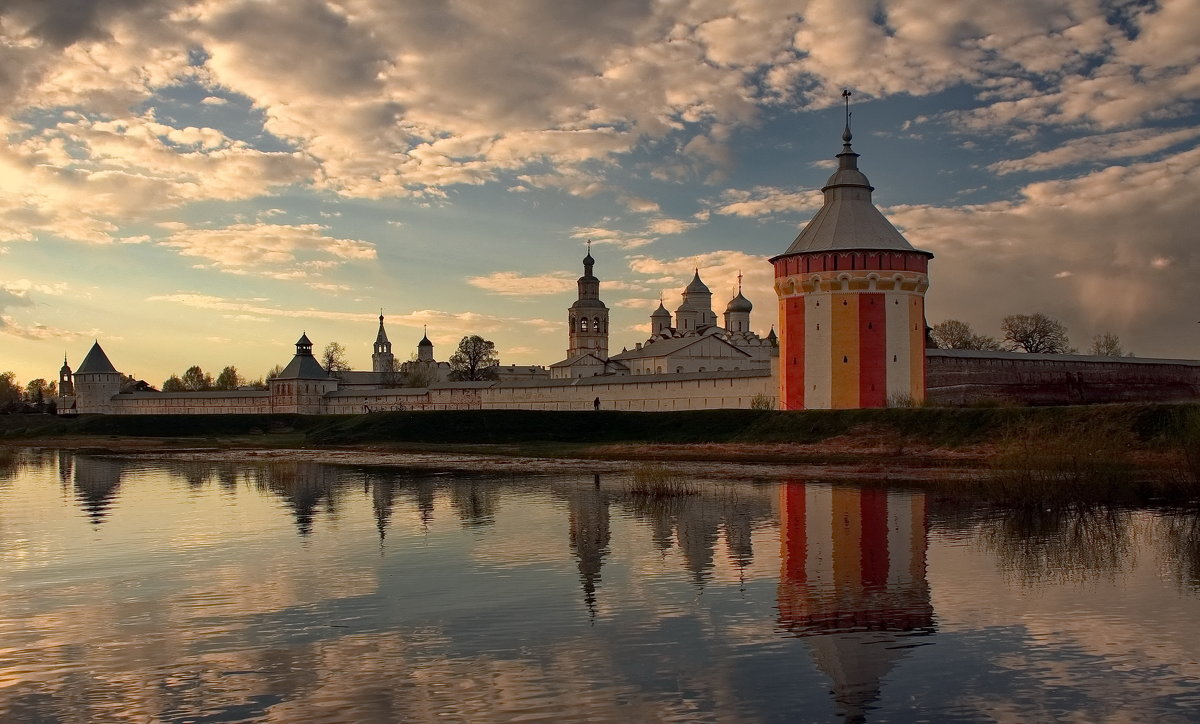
[181,365,213,391]
[403,362,438,388]
[322,342,350,375]
[1089,332,1127,357]
[931,320,1002,351]
[265,364,284,380]
[162,375,185,392]
[24,378,51,403]
[448,335,500,381]
[0,371,22,408]
[214,365,242,390]
[1001,313,1072,354]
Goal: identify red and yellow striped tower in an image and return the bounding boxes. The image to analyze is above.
[770,101,932,409]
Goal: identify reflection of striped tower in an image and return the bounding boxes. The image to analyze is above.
[778,483,933,721]
[770,118,932,409]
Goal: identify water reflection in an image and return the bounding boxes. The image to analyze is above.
[1156,512,1200,591]
[777,483,934,722]
[976,506,1140,584]
[255,462,341,536]
[562,482,611,617]
[72,455,124,525]
[3,451,1200,722]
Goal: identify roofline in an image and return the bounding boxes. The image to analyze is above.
[768,247,934,264]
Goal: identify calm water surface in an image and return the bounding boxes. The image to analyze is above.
[2,449,1199,722]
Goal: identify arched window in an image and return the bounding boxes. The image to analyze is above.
[570,316,576,331]
[581,317,589,332]
[593,317,601,333]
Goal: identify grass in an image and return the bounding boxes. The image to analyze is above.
[623,463,698,497]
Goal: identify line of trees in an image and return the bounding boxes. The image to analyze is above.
[0,372,59,413]
[161,365,270,392]
[931,313,1131,357]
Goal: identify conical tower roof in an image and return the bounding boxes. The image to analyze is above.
[651,300,671,318]
[375,313,390,345]
[778,120,928,257]
[76,341,118,374]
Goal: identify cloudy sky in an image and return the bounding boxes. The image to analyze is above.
[1,0,1197,385]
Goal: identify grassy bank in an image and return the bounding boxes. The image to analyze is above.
[0,402,1195,450]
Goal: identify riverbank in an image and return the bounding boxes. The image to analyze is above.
[1,404,1196,486]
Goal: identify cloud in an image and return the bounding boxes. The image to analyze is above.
[644,218,699,235]
[0,279,88,340]
[710,186,823,218]
[989,128,1200,175]
[467,271,577,297]
[158,223,376,277]
[626,250,774,323]
[148,294,556,338]
[569,226,655,250]
[889,145,1200,357]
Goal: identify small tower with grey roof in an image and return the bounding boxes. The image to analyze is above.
[770,92,932,409]
[674,270,717,332]
[270,333,338,414]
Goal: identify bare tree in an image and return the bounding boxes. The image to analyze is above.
[448,335,500,381]
[1089,332,1128,357]
[322,342,350,376]
[1001,313,1072,354]
[931,319,1002,350]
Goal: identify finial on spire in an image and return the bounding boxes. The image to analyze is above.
[841,89,854,145]
[737,270,743,292]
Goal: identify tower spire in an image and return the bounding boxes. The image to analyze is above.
[841,88,853,148]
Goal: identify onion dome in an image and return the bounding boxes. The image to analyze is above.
[418,328,433,347]
[685,269,710,294]
[651,300,671,318]
[725,291,753,314]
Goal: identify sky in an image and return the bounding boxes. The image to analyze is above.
[1,0,1197,386]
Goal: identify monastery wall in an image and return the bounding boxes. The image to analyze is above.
[926,350,1200,405]
[67,352,1200,415]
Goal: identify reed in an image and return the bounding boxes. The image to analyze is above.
[624,463,699,497]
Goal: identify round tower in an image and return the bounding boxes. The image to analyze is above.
[770,100,932,409]
[567,243,609,358]
[73,341,122,413]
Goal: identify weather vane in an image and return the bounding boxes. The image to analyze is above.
[842,88,852,131]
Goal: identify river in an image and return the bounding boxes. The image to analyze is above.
[1,448,1199,722]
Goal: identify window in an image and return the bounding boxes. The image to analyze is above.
[581,318,589,332]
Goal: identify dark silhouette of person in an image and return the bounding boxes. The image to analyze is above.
[593,397,600,411]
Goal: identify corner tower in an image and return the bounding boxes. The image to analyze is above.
[567,243,609,359]
[770,96,932,409]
